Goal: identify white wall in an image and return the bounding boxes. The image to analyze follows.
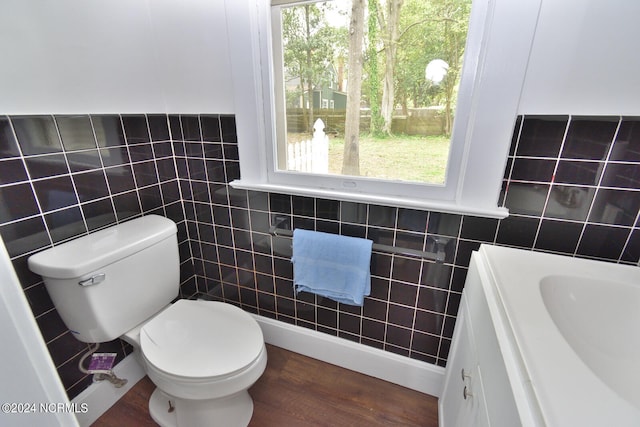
[0,0,235,114]
[519,0,640,115]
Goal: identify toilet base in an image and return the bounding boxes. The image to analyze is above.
[149,387,254,427]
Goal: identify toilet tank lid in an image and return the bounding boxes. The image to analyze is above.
[28,215,177,279]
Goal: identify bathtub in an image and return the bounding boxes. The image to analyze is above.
[478,245,640,426]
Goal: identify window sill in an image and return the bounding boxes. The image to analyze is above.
[230,179,509,219]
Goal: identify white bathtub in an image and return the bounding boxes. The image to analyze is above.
[479,245,640,426]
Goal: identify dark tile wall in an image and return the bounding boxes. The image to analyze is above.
[0,114,193,398]
[1,113,638,401]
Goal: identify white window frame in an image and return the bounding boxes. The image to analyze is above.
[225,0,542,218]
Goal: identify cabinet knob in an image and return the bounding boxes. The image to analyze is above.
[461,368,471,381]
[463,385,473,400]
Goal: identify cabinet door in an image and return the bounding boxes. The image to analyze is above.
[440,304,487,427]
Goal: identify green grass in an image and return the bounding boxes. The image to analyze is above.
[327,134,450,183]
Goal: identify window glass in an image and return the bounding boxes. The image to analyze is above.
[274,0,472,184]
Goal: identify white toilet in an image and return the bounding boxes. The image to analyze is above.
[28,215,267,427]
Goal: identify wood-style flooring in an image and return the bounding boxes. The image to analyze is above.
[92,344,439,426]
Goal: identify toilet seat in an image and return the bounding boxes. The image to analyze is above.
[140,300,264,379]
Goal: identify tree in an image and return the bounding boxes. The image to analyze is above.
[367,0,384,136]
[342,0,366,175]
[378,0,404,135]
[282,4,335,133]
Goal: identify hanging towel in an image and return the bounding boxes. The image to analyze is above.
[291,229,373,306]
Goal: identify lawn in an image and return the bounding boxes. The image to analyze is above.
[326,134,450,184]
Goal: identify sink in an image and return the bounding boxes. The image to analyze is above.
[540,275,640,409]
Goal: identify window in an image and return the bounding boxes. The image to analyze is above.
[226,0,543,217]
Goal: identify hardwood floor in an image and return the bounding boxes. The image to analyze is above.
[92,344,439,426]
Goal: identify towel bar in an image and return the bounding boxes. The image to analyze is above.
[268,225,446,262]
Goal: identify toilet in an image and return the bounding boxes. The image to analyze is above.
[28,215,267,427]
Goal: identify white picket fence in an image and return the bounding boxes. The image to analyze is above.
[287,118,329,173]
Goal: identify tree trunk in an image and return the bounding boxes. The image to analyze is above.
[305,5,314,134]
[379,0,403,135]
[342,0,366,176]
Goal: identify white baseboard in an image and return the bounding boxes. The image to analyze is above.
[71,315,444,426]
[72,354,146,427]
[252,314,445,398]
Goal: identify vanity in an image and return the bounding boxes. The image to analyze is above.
[439,244,640,426]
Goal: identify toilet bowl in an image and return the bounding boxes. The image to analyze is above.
[26,215,267,427]
[125,300,267,427]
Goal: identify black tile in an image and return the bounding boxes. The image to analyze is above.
[496,215,539,248]
[588,188,640,226]
[225,161,240,181]
[132,161,159,187]
[81,199,117,231]
[139,185,163,213]
[420,262,452,289]
[411,331,440,356]
[391,257,421,284]
[338,312,360,334]
[515,116,567,158]
[394,231,424,251]
[368,205,396,228]
[147,115,170,141]
[389,280,418,306]
[362,298,387,321]
[24,283,55,317]
[387,304,414,328]
[414,310,444,336]
[385,325,411,349]
[105,165,136,194]
[508,116,523,156]
[577,224,630,260]
[44,206,86,243]
[555,160,603,186]
[128,144,154,163]
[156,158,177,182]
[91,115,126,147]
[206,159,225,182]
[611,117,640,162]
[0,183,40,223]
[201,115,221,142]
[112,191,141,221]
[460,216,498,241]
[427,212,461,237]
[504,182,549,216]
[203,142,223,159]
[73,171,110,203]
[340,201,368,224]
[341,223,366,239]
[32,176,78,211]
[269,193,291,214]
[601,163,640,189]
[121,115,150,144]
[621,229,640,263]
[561,116,618,160]
[24,154,70,179]
[186,158,206,181]
[418,286,449,313]
[181,115,201,142]
[99,146,130,167]
[168,115,183,141]
[220,115,237,143]
[12,116,63,155]
[0,116,20,158]
[0,216,50,257]
[292,196,315,217]
[316,198,339,220]
[455,239,481,267]
[361,318,385,341]
[510,158,555,182]
[213,205,231,227]
[56,115,96,151]
[248,191,269,211]
[185,142,204,158]
[545,185,593,222]
[67,150,102,173]
[153,141,173,158]
[223,144,240,161]
[0,158,28,185]
[535,219,582,254]
[397,209,428,233]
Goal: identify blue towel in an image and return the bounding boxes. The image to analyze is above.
[291,229,373,306]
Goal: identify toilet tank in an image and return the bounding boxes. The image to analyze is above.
[28,215,179,343]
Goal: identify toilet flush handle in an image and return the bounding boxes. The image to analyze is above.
[78,273,106,287]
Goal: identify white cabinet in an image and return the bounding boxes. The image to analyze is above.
[439,296,490,427]
[439,253,519,427]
